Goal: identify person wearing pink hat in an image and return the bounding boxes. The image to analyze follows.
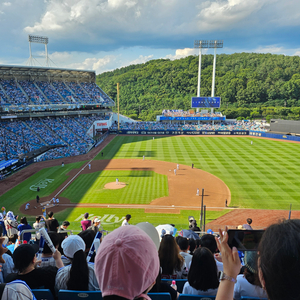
[95,225,160,300]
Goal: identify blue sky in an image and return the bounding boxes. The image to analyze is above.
[1,0,300,74]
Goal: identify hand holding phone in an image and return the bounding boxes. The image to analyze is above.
[227,229,264,251]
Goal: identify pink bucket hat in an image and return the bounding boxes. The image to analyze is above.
[95,225,159,300]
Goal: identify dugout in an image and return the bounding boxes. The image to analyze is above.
[270,119,300,135]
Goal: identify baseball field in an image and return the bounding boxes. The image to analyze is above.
[1,135,300,232]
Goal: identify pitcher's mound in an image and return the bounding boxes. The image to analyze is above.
[104,182,127,189]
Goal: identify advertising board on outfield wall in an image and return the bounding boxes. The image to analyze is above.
[110,130,249,135]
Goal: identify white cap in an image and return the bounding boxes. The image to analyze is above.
[62,235,85,258]
[94,218,100,223]
[136,222,160,250]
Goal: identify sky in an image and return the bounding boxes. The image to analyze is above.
[1,0,300,74]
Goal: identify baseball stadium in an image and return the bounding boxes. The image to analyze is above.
[1,63,300,234]
[1,58,300,300]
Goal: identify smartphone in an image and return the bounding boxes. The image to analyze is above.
[227,229,265,251]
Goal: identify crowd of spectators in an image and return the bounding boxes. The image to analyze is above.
[111,120,267,132]
[162,110,223,118]
[0,210,296,300]
[0,115,102,161]
[0,79,114,106]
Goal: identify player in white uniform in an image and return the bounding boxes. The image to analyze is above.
[174,168,177,175]
[89,163,91,169]
[116,178,119,185]
[177,164,179,170]
[25,203,30,210]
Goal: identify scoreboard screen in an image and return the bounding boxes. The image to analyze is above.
[191,97,221,108]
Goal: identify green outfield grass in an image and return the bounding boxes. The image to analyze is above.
[96,135,300,210]
[61,170,168,204]
[2,135,300,230]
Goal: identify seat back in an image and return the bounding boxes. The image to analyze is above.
[161,279,187,293]
[241,297,268,300]
[148,292,172,300]
[31,289,54,300]
[178,294,216,300]
[58,290,102,300]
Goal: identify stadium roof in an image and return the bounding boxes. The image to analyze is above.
[0,64,95,81]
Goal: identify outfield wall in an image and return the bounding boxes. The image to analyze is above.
[110,129,300,142]
[110,130,249,135]
[250,131,300,142]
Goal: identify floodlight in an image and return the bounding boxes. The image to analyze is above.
[28,35,49,44]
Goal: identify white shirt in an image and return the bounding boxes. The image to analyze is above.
[55,263,99,295]
[180,252,193,270]
[182,282,218,296]
[233,274,267,300]
[122,219,129,226]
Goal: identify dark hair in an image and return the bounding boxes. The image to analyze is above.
[13,244,36,273]
[20,216,28,225]
[84,213,89,219]
[177,237,189,251]
[200,234,218,254]
[78,229,96,250]
[188,247,219,291]
[158,234,184,276]
[247,218,252,225]
[258,219,300,300]
[48,211,54,218]
[36,216,41,222]
[188,239,196,255]
[243,267,261,287]
[67,250,89,291]
[9,234,18,244]
[62,221,70,227]
[43,232,60,254]
[125,214,131,220]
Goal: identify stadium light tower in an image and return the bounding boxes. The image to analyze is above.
[28,35,49,67]
[209,40,223,99]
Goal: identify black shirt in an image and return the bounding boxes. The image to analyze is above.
[45,218,59,232]
[6,266,58,296]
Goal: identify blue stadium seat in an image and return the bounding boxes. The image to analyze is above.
[148,292,172,300]
[58,290,102,300]
[241,297,268,300]
[31,289,54,300]
[178,294,216,300]
[161,279,187,293]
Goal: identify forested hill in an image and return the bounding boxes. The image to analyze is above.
[96,53,300,121]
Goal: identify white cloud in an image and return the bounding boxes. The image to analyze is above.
[166,48,198,60]
[68,55,117,73]
[127,54,153,65]
[197,0,264,31]
[3,2,11,6]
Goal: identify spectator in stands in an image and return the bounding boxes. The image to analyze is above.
[121,214,131,226]
[176,236,193,268]
[45,211,59,232]
[81,213,91,231]
[188,238,196,255]
[0,213,7,236]
[57,221,70,253]
[55,235,99,293]
[94,225,159,300]
[5,211,18,237]
[243,218,253,230]
[182,247,219,296]
[159,234,187,279]
[17,217,32,243]
[6,243,63,296]
[33,216,45,243]
[6,234,18,253]
[200,234,223,272]
[215,220,300,300]
[233,251,267,300]
[87,218,101,234]
[40,232,61,268]
[78,229,96,262]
